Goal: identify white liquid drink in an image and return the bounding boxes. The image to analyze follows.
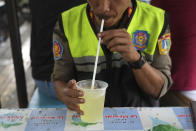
[76,80,108,123]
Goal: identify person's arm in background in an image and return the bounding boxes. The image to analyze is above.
[29,0,86,82]
[52,21,84,115]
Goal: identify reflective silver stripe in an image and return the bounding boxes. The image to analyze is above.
[111,53,127,68]
[74,53,129,72]
[112,59,128,68]
[74,53,122,64]
[76,59,127,73]
[74,56,106,65]
[76,63,107,73]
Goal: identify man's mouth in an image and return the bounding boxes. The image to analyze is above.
[97,15,112,20]
[96,12,116,21]
[95,13,117,27]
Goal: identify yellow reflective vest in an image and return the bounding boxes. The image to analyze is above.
[61,0,167,107]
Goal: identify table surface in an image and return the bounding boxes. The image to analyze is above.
[0,107,195,131]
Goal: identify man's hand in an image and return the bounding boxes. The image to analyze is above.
[98,28,140,63]
[54,80,85,115]
[98,28,165,98]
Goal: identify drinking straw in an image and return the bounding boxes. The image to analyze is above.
[91,19,105,89]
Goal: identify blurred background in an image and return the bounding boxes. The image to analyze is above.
[0,0,33,108]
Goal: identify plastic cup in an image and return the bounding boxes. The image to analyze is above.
[76,79,108,123]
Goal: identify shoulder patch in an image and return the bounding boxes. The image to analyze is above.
[158,33,171,55]
[53,40,64,60]
[133,30,150,51]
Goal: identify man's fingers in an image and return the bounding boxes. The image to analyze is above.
[65,96,85,104]
[67,79,77,89]
[64,88,83,97]
[62,95,85,106]
[64,79,84,97]
[107,37,129,49]
[62,95,85,115]
[99,28,127,43]
[110,44,128,53]
[67,104,84,115]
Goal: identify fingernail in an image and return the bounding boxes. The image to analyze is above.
[80,99,84,103]
[80,112,84,115]
[79,91,83,96]
[72,80,76,84]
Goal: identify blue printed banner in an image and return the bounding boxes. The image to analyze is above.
[173,107,196,130]
[25,109,66,131]
[103,108,143,130]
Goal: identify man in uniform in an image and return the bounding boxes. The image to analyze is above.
[52,0,172,115]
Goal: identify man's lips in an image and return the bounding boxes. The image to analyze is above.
[97,15,112,20]
[96,12,116,20]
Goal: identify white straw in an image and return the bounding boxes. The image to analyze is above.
[91,19,104,90]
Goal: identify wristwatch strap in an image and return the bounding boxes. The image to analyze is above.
[129,50,146,69]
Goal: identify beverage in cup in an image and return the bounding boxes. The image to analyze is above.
[76,79,108,123]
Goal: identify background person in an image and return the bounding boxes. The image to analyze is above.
[29,0,86,99]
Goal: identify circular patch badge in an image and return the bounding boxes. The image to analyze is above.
[133,30,150,51]
[53,40,64,60]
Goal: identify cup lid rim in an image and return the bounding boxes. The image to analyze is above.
[76,79,108,90]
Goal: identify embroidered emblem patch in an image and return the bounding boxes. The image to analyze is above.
[133,30,150,51]
[53,40,64,60]
[158,33,171,55]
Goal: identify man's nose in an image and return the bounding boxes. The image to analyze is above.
[99,0,110,12]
